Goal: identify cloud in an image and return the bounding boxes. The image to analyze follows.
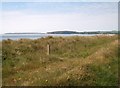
[1,2,118,33]
[2,10,118,33]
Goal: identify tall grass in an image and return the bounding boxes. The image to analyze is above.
[2,35,118,86]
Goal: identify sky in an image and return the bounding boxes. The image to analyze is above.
[1,1,118,34]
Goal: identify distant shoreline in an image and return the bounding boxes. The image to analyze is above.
[5,33,45,34]
[4,30,119,35]
[0,34,117,41]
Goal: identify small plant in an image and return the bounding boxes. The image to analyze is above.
[46,36,53,39]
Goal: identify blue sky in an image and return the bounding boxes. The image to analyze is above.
[2,2,117,14]
[1,0,119,2]
[1,2,118,33]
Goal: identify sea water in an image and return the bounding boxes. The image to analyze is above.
[0,34,98,41]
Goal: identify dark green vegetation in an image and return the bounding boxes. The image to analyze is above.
[2,35,119,86]
[47,30,119,34]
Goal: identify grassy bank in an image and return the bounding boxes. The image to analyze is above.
[2,35,119,86]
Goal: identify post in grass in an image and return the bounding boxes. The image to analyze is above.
[47,44,50,55]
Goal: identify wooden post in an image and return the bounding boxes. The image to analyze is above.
[47,44,50,55]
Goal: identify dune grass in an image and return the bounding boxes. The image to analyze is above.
[2,35,119,86]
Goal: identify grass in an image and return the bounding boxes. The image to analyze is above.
[2,34,119,86]
[0,41,2,87]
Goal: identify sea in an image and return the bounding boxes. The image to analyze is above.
[0,34,99,41]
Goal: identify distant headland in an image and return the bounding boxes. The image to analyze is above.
[47,30,119,34]
[5,30,119,34]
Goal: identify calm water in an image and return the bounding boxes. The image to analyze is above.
[0,34,98,41]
